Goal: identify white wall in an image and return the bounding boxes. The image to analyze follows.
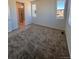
[65,0,71,55]
[16,0,32,25]
[8,0,32,32]
[32,0,65,30]
[8,0,18,32]
[25,0,32,25]
[65,13,71,55]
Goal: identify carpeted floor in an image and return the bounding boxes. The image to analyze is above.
[8,24,70,59]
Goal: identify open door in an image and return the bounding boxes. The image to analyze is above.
[16,2,25,31]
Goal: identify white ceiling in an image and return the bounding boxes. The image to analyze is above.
[30,0,36,1]
[16,0,24,3]
[16,0,36,2]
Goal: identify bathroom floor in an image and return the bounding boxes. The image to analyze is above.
[8,24,70,59]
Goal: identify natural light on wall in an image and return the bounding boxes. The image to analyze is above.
[56,0,65,19]
[32,4,36,17]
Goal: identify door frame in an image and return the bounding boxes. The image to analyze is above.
[16,2,25,29]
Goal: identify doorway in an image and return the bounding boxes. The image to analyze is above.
[16,2,25,31]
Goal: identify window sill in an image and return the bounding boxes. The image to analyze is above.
[56,17,64,20]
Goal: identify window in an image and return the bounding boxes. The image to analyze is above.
[56,0,65,19]
[32,4,36,17]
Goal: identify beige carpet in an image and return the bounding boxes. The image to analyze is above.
[8,24,70,59]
